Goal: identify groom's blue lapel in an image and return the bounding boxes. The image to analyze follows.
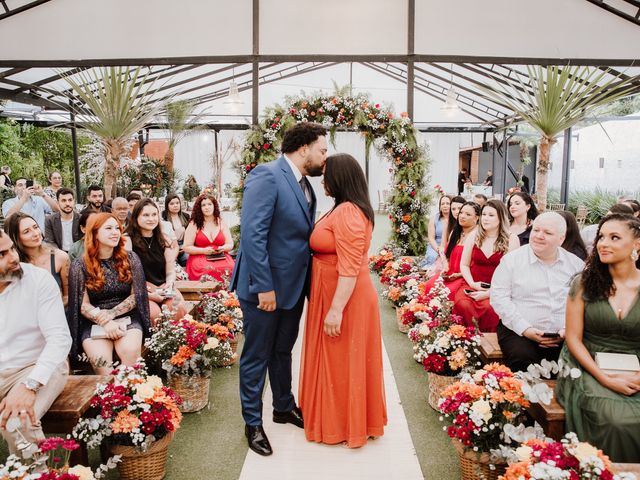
[278,156,312,225]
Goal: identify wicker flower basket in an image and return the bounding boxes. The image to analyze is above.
[452,440,506,480]
[427,372,458,411]
[230,334,241,355]
[108,432,174,480]
[168,374,210,413]
[396,307,410,333]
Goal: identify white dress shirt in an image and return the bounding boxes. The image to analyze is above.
[490,245,584,336]
[0,263,71,385]
[283,154,311,203]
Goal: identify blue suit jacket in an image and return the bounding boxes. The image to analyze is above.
[230,156,316,310]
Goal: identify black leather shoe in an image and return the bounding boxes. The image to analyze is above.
[273,405,304,429]
[245,425,273,456]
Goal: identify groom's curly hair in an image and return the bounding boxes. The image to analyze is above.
[281,123,326,154]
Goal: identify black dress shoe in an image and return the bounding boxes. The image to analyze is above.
[273,405,304,429]
[245,425,273,456]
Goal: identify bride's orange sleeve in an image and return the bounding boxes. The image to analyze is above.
[333,202,367,277]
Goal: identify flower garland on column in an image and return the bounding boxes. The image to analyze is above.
[235,91,432,255]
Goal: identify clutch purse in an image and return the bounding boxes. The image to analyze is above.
[90,316,131,339]
[206,252,225,261]
[595,352,640,375]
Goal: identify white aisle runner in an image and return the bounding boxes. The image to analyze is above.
[238,317,424,480]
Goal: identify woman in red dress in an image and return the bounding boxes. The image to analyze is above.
[423,201,479,300]
[453,200,519,331]
[299,153,387,449]
[183,193,235,282]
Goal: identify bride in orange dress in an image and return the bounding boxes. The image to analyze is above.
[299,153,387,448]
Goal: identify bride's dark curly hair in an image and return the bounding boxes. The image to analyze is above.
[581,213,640,301]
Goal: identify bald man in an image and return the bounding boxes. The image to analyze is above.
[490,212,585,372]
[111,197,130,228]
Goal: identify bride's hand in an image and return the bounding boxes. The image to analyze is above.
[323,308,343,337]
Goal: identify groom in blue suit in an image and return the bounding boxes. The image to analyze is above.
[230,122,328,456]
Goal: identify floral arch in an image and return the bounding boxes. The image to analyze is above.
[235,91,432,255]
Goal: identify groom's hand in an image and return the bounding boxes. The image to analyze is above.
[258,291,277,312]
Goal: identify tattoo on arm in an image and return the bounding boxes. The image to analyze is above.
[110,294,136,317]
[81,304,97,320]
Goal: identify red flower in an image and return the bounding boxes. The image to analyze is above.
[245,165,251,172]
[410,191,416,197]
[271,123,278,128]
[263,143,270,150]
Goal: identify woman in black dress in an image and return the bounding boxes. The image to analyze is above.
[507,192,538,246]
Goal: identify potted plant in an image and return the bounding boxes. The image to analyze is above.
[195,289,243,356]
[437,363,551,480]
[397,276,452,333]
[409,313,482,410]
[72,362,182,480]
[145,313,234,412]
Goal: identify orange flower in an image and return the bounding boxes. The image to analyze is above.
[388,287,402,301]
[112,410,141,434]
[402,214,412,223]
[502,410,515,420]
[170,345,195,367]
[500,461,530,480]
[491,390,506,403]
[447,324,467,338]
[400,111,409,118]
[484,363,513,375]
[224,296,240,308]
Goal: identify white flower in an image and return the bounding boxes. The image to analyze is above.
[68,465,96,480]
[436,335,450,349]
[470,399,492,422]
[419,324,431,337]
[182,314,194,322]
[204,337,220,351]
[134,382,156,401]
[515,445,533,462]
[573,442,600,462]
[146,375,163,390]
[429,298,442,309]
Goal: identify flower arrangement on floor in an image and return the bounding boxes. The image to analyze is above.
[398,276,452,331]
[380,256,417,285]
[145,312,234,411]
[369,243,404,276]
[382,274,422,308]
[499,433,636,480]
[0,437,119,480]
[73,362,182,449]
[195,289,243,357]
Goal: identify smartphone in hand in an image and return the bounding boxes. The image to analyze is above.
[542,332,560,338]
[480,282,491,289]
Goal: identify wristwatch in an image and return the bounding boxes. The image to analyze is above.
[22,378,42,393]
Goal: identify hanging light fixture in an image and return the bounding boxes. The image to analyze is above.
[441,64,460,116]
[224,67,244,114]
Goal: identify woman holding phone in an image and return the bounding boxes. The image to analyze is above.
[124,198,186,325]
[67,213,150,374]
[183,192,235,281]
[453,200,519,331]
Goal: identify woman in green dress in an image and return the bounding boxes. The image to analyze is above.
[556,213,640,462]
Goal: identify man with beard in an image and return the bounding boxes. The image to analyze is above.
[44,188,81,252]
[0,229,71,456]
[231,122,327,456]
[81,185,111,214]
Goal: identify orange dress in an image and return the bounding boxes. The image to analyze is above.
[299,202,387,448]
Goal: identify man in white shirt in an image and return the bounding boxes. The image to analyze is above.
[0,229,71,456]
[490,212,584,372]
[2,178,56,231]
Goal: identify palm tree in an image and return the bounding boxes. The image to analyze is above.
[60,67,162,199]
[163,100,206,172]
[481,66,639,210]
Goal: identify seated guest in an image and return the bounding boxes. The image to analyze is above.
[184,193,234,282]
[473,194,488,208]
[68,211,95,262]
[581,203,634,255]
[420,195,450,269]
[491,212,585,372]
[423,201,479,300]
[66,213,150,375]
[454,200,519,332]
[81,185,111,214]
[507,192,538,246]
[557,210,588,261]
[44,187,81,253]
[2,177,55,231]
[0,228,71,457]
[43,171,63,200]
[4,213,70,305]
[556,213,640,462]
[126,192,142,215]
[124,198,186,325]
[447,195,466,237]
[111,197,130,228]
[162,193,190,267]
[623,199,640,218]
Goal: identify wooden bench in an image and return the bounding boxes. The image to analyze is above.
[42,375,107,464]
[479,333,504,365]
[175,280,221,301]
[526,379,565,440]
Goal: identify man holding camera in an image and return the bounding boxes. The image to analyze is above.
[2,178,57,231]
[490,212,584,372]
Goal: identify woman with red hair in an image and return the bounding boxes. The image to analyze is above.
[183,193,234,281]
[66,213,150,374]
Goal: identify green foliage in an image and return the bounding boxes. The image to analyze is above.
[182,174,201,202]
[235,90,431,255]
[0,118,22,166]
[165,99,206,149]
[117,156,178,198]
[548,187,639,224]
